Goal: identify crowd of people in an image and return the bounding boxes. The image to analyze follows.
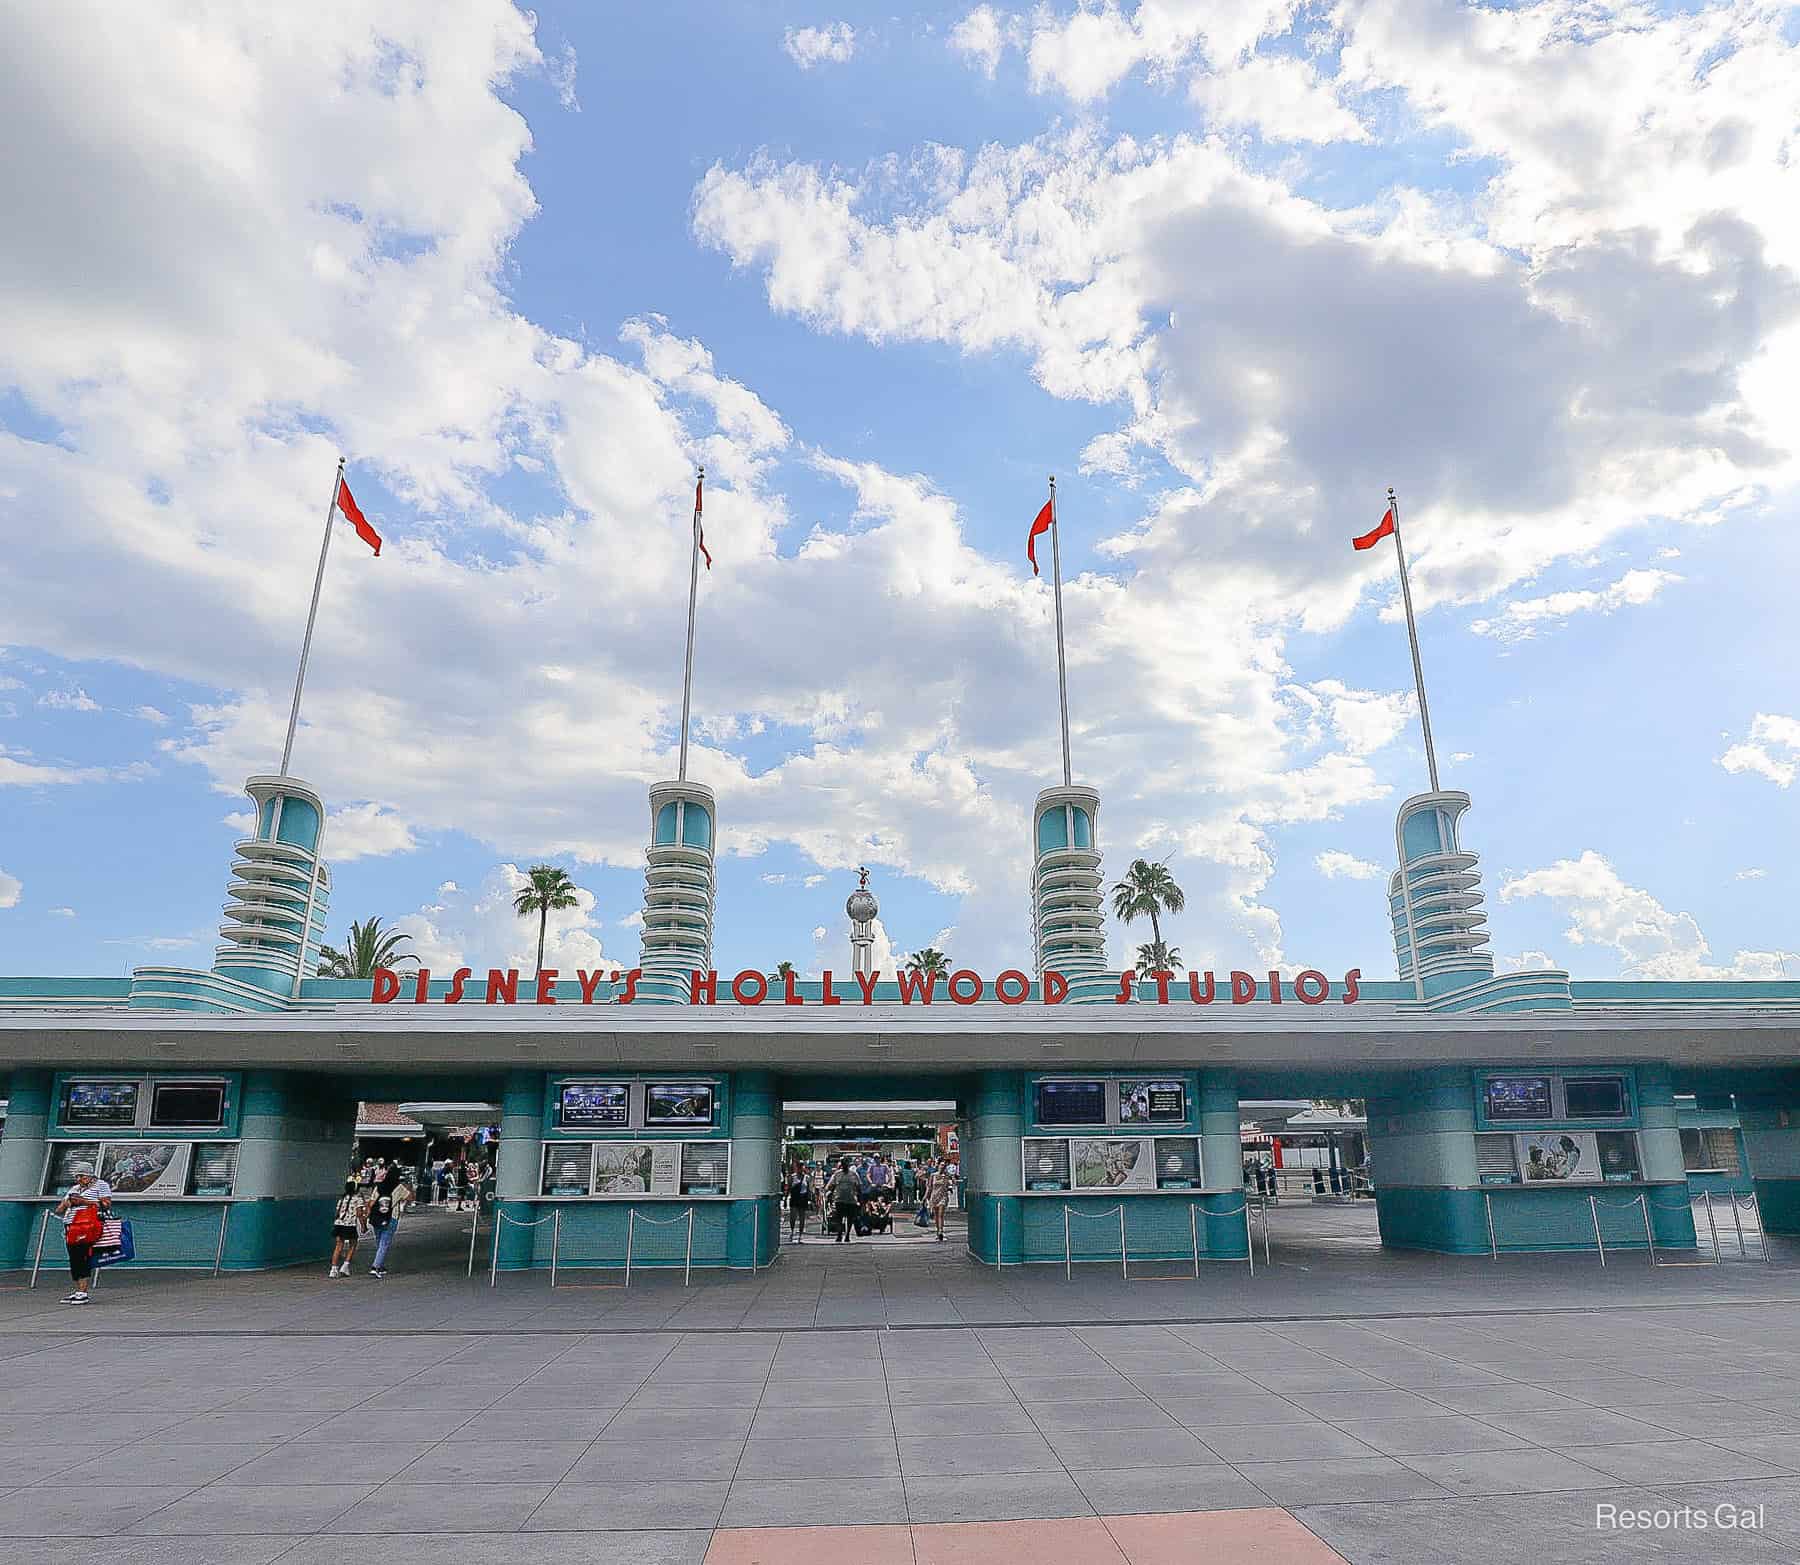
[327,1153,493,1278]
[784,1151,957,1244]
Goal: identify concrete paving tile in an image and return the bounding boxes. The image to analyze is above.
[899,1432,1058,1475]
[1159,1394,1318,1428]
[1044,1427,1221,1470]
[1231,1456,1452,1505]
[1480,1407,1691,1446]
[1651,1478,1800,1545]
[912,1515,1129,1564]
[128,1484,374,1536]
[442,1407,620,1442]
[221,1443,431,1488]
[1027,1398,1177,1432]
[285,1531,712,1564]
[1103,1506,1348,1564]
[905,1470,1096,1524]
[1707,1432,1800,1469]
[623,1379,765,1409]
[391,1439,590,1485]
[1286,1389,1448,1421]
[736,1435,899,1479]
[1005,1374,1139,1402]
[305,1408,478,1441]
[529,1479,728,1531]
[567,1438,746,1483]
[893,1402,1036,1437]
[155,1411,331,1445]
[718,1477,910,1528]
[749,1404,894,1439]
[64,1444,278,1487]
[0,1486,196,1538]
[1074,1466,1272,1517]
[760,1377,891,1407]
[0,1444,113,1487]
[1329,1414,1528,1457]
[1414,1383,1586,1415]
[334,1481,554,1533]
[704,1523,915,1565]
[1197,1424,1376,1463]
[1554,1439,1798,1485]
[604,1407,756,1441]
[1396,1448,1620,1496]
[1238,1368,1395,1394]
[1631,1401,1800,1438]
[0,1539,310,1565]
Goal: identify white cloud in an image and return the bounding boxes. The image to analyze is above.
[1500,850,1795,980]
[0,746,126,788]
[1717,713,1800,789]
[134,705,170,724]
[38,687,100,712]
[783,22,856,69]
[1470,568,1681,642]
[391,862,612,973]
[0,867,21,909]
[948,6,1019,77]
[1315,849,1383,881]
[324,802,420,863]
[1735,867,1767,880]
[49,905,76,917]
[1191,55,1369,145]
[1449,750,1473,764]
[437,880,459,894]
[1496,949,1556,974]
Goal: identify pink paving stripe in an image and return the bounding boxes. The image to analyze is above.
[704,1508,1349,1565]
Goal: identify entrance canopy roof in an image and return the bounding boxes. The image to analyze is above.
[782,1100,958,1127]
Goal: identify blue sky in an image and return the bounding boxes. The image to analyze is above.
[2,0,1797,984]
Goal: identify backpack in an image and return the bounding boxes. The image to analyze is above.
[66,1204,105,1246]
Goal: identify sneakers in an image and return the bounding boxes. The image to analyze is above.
[62,1291,89,1305]
[369,1268,386,1279]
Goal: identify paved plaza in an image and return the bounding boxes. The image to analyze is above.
[3,1205,1799,1562]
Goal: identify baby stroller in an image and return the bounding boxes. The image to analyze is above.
[856,1191,894,1236]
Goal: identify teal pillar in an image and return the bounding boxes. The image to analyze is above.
[1197,1072,1241,1190]
[226,1071,356,1269]
[1367,1067,1487,1253]
[966,1069,1023,1264]
[0,1069,52,1270]
[495,1069,545,1269]
[730,1070,779,1267]
[1737,1074,1800,1234]
[1635,1064,1698,1249]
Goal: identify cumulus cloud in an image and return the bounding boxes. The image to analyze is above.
[0,747,135,788]
[1717,713,1800,788]
[949,6,1020,77]
[1191,55,1369,145]
[1735,867,1766,880]
[134,705,170,724]
[1500,850,1795,979]
[783,22,856,69]
[391,862,612,972]
[0,866,21,909]
[1316,849,1383,880]
[1496,949,1557,973]
[38,687,100,712]
[49,905,76,917]
[1469,568,1681,642]
[324,802,420,863]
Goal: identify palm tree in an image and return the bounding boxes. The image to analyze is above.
[905,948,950,977]
[317,916,416,978]
[513,865,580,975]
[1134,941,1183,976]
[770,960,797,986]
[1111,857,1185,955]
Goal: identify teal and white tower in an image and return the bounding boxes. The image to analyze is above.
[1031,785,1112,1002]
[216,775,332,996]
[1388,791,1492,999]
[636,780,716,1004]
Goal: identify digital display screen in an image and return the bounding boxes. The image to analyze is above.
[44,1144,101,1195]
[1484,1076,1552,1121]
[1035,1080,1107,1127]
[644,1083,716,1127]
[541,1145,594,1197]
[188,1143,239,1196]
[1022,1138,1071,1191]
[559,1083,629,1128]
[61,1080,139,1128]
[150,1082,226,1129]
[680,1143,729,1195]
[1564,1077,1628,1119]
[1154,1137,1201,1188]
[1120,1080,1186,1124]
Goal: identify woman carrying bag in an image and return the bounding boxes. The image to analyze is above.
[55,1167,113,1305]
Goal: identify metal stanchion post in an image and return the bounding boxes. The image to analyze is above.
[1119,1206,1128,1280]
[213,1204,231,1278]
[489,1213,502,1287]
[1703,1189,1721,1265]
[996,1197,1004,1269]
[1640,1194,1655,1265]
[1752,1193,1772,1263]
[625,1209,635,1289]
[1589,1195,1606,1266]
[550,1210,561,1289]
[1730,1195,1746,1260]
[1191,1205,1200,1279]
[1485,1193,1498,1261]
[684,1208,694,1288]
[1063,1207,1072,1281]
[31,1209,51,1289]
[467,1208,479,1278]
[1243,1201,1254,1277]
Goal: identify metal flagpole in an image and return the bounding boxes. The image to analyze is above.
[677,467,703,783]
[279,458,345,776]
[1386,486,1440,793]
[1049,475,1072,786]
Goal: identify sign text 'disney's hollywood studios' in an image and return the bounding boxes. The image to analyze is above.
[369,966,1365,1006]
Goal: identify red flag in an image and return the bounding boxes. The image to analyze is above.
[336,479,381,556]
[1352,507,1395,551]
[695,475,711,569]
[1026,498,1053,575]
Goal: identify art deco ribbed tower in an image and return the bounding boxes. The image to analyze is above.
[1388,790,1495,999]
[1030,784,1113,1002]
[635,780,717,1004]
[213,774,333,997]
